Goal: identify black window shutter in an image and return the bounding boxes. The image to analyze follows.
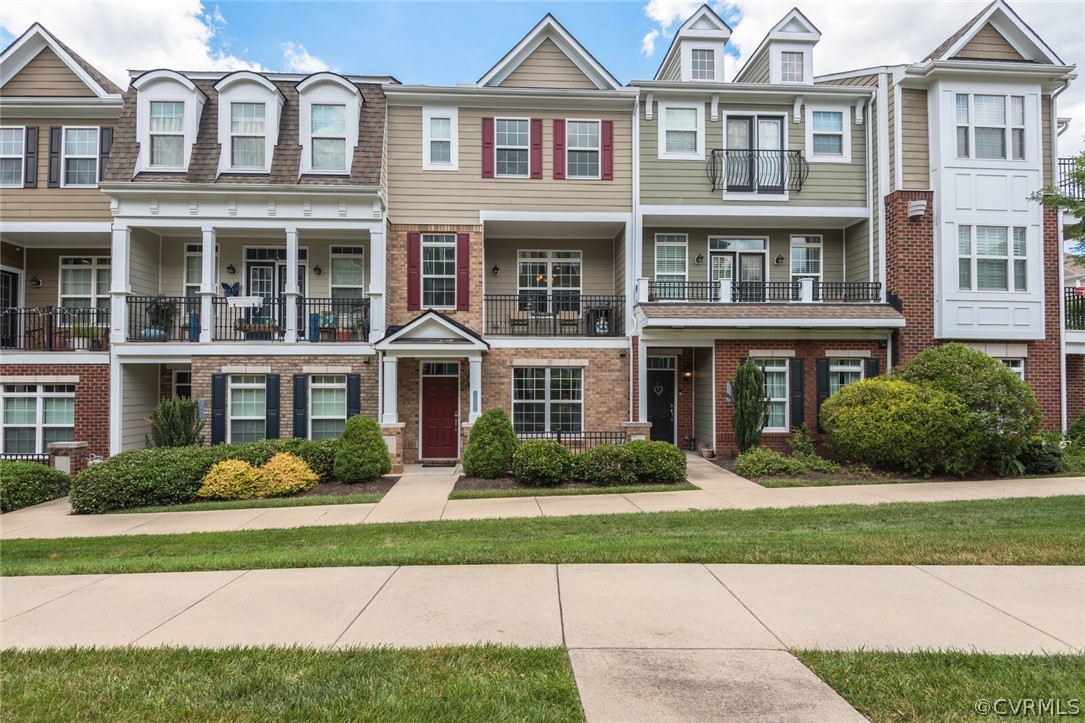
[815,359,830,433]
[47,127,61,188]
[293,374,308,438]
[98,127,113,182]
[347,373,361,418]
[865,357,880,379]
[789,358,804,431]
[210,374,226,444]
[23,127,38,188]
[265,374,281,439]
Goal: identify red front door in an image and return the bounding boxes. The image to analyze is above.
[421,376,458,459]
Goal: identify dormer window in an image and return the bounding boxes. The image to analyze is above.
[311,104,347,172]
[781,52,804,83]
[133,70,206,173]
[691,49,715,80]
[149,102,184,167]
[213,72,282,176]
[229,102,266,169]
[297,73,361,177]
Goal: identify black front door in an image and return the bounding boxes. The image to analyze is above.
[647,369,676,444]
[0,270,18,348]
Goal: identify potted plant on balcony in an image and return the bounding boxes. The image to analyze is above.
[351,301,370,341]
[70,323,105,350]
[140,297,176,341]
[235,314,280,340]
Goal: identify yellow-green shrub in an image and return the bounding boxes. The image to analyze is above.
[254,452,318,498]
[197,459,259,500]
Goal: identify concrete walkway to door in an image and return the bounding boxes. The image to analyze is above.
[362,464,458,524]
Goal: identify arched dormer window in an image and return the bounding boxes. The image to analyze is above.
[213,71,284,175]
[297,73,362,177]
[132,70,206,174]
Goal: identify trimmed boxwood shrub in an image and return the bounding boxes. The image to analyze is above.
[462,408,518,478]
[197,459,259,500]
[255,453,319,497]
[0,461,71,512]
[735,447,808,478]
[820,377,982,477]
[625,440,687,484]
[333,415,391,483]
[512,439,573,487]
[572,444,637,486]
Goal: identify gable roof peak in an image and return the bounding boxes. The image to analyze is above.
[922,0,1063,65]
[0,22,122,97]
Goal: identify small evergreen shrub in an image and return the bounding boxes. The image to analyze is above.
[333,415,391,483]
[788,424,817,457]
[732,359,768,453]
[145,396,205,447]
[512,439,572,487]
[462,408,518,478]
[625,440,687,484]
[735,447,807,478]
[572,444,637,486]
[0,461,71,512]
[197,459,259,500]
[1016,435,1064,475]
[254,452,319,497]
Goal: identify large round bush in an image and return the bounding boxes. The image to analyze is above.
[0,461,71,512]
[197,459,259,500]
[255,452,319,497]
[572,444,637,486]
[898,343,1040,469]
[333,415,391,483]
[820,377,982,476]
[512,439,573,487]
[70,446,217,513]
[462,408,518,478]
[625,440,687,484]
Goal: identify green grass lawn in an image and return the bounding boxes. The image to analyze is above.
[115,493,385,514]
[756,476,924,488]
[796,650,1085,722]
[3,496,1081,576]
[448,483,698,500]
[0,646,582,723]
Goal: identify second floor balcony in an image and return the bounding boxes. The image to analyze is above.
[0,306,110,352]
[483,294,625,337]
[1068,287,1085,331]
[707,149,810,194]
[644,279,882,304]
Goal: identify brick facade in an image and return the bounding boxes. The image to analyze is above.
[385,222,484,331]
[0,362,110,459]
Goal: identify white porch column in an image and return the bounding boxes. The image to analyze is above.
[109,225,131,344]
[368,225,386,342]
[198,226,216,342]
[637,336,648,422]
[283,227,299,343]
[109,361,123,454]
[381,356,398,424]
[468,356,483,422]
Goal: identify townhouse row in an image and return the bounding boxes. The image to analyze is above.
[1,0,1080,471]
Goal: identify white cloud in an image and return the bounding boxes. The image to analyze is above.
[641,0,705,57]
[281,41,332,74]
[641,29,660,57]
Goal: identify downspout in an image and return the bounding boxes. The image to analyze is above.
[1050,79,1071,431]
[877,72,891,304]
[865,89,874,289]
[629,93,640,423]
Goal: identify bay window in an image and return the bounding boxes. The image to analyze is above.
[512,367,583,434]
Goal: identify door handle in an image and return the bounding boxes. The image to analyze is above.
[670,403,674,420]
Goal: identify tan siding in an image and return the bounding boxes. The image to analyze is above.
[483,239,617,296]
[613,228,626,297]
[387,105,633,224]
[738,53,770,84]
[498,39,597,89]
[954,23,1025,61]
[22,247,110,308]
[900,89,930,190]
[693,347,713,446]
[1042,95,1052,186]
[130,229,160,296]
[887,78,897,191]
[121,364,159,451]
[818,74,878,88]
[844,219,870,283]
[1,241,22,269]
[0,47,95,97]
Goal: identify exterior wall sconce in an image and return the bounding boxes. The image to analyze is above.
[694,253,704,264]
[683,370,693,378]
[226,264,236,275]
[313,266,322,276]
[774,255,785,265]
[30,276,42,287]
[491,265,500,276]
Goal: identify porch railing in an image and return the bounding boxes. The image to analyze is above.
[517,430,626,454]
[707,149,809,193]
[0,306,110,351]
[0,453,51,464]
[127,296,201,342]
[1058,157,1083,200]
[646,280,882,303]
[484,294,624,336]
[299,298,370,342]
[1068,287,1085,331]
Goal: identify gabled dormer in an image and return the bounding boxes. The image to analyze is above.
[213,71,285,177]
[131,69,206,175]
[653,5,731,83]
[922,0,1064,65]
[733,8,820,85]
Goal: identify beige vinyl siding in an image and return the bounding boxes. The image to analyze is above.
[844,219,870,283]
[1,241,22,269]
[21,247,110,308]
[900,88,930,190]
[0,47,95,97]
[817,74,878,88]
[1042,95,1052,186]
[738,53,770,84]
[498,39,597,89]
[954,23,1025,61]
[693,347,713,447]
[641,228,845,284]
[121,364,159,451]
[387,105,633,224]
[130,229,160,296]
[639,101,867,206]
[887,78,897,192]
[483,238,617,296]
[613,227,626,297]
[0,118,114,221]
[659,61,681,82]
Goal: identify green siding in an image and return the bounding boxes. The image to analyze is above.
[738,53,770,84]
[844,219,870,283]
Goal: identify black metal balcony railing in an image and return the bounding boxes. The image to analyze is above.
[707,149,810,193]
[0,306,110,351]
[1058,157,1083,200]
[127,296,201,342]
[813,282,884,303]
[1068,287,1085,331]
[484,294,624,337]
[646,280,882,303]
[299,298,370,342]
[517,430,626,454]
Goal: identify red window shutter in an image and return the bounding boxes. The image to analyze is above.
[601,120,614,181]
[456,233,470,311]
[407,231,421,311]
[481,117,494,178]
[530,118,543,179]
[552,119,566,180]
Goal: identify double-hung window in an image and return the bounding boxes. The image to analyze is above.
[0,127,25,186]
[421,234,456,308]
[566,121,600,179]
[1,384,75,455]
[63,128,98,186]
[790,236,822,285]
[512,367,583,434]
[230,102,266,170]
[955,93,1025,160]
[811,112,843,156]
[183,244,218,298]
[828,358,863,396]
[228,375,265,443]
[691,49,715,80]
[149,101,185,167]
[311,103,347,172]
[172,370,192,399]
[422,106,458,171]
[755,359,789,431]
[310,375,347,440]
[781,52,804,83]
[59,257,110,315]
[495,119,529,177]
[517,251,582,315]
[654,234,688,300]
[958,225,1027,292]
[662,105,700,157]
[330,246,366,330]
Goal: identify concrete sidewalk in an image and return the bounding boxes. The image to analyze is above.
[2,455,1082,540]
[3,563,1081,722]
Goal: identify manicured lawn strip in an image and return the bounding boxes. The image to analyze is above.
[114,493,385,514]
[448,483,698,499]
[0,646,582,723]
[2,497,1082,576]
[758,473,1085,488]
[795,650,1085,722]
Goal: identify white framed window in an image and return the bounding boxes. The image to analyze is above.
[229,102,266,170]
[311,103,348,172]
[1001,359,1025,380]
[566,120,600,179]
[691,49,715,80]
[828,358,863,396]
[654,234,688,300]
[183,244,218,298]
[790,235,822,285]
[330,246,366,302]
[955,93,1026,161]
[422,234,456,308]
[228,375,265,444]
[298,73,361,177]
[422,106,458,171]
[780,52,804,83]
[724,114,787,194]
[658,102,704,160]
[1,384,75,456]
[512,367,583,434]
[59,257,110,312]
[0,127,25,186]
[62,127,98,186]
[495,118,530,177]
[517,250,582,315]
[754,359,788,431]
[805,107,850,163]
[172,370,192,399]
[310,374,347,440]
[148,100,185,168]
[957,225,1027,292]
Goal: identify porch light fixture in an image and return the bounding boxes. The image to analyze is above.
[694,253,704,265]
[30,276,42,287]
[683,371,693,379]
[491,265,500,276]
[226,264,236,275]
[774,255,785,265]
[313,266,322,276]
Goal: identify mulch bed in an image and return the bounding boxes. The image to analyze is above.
[297,476,399,497]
